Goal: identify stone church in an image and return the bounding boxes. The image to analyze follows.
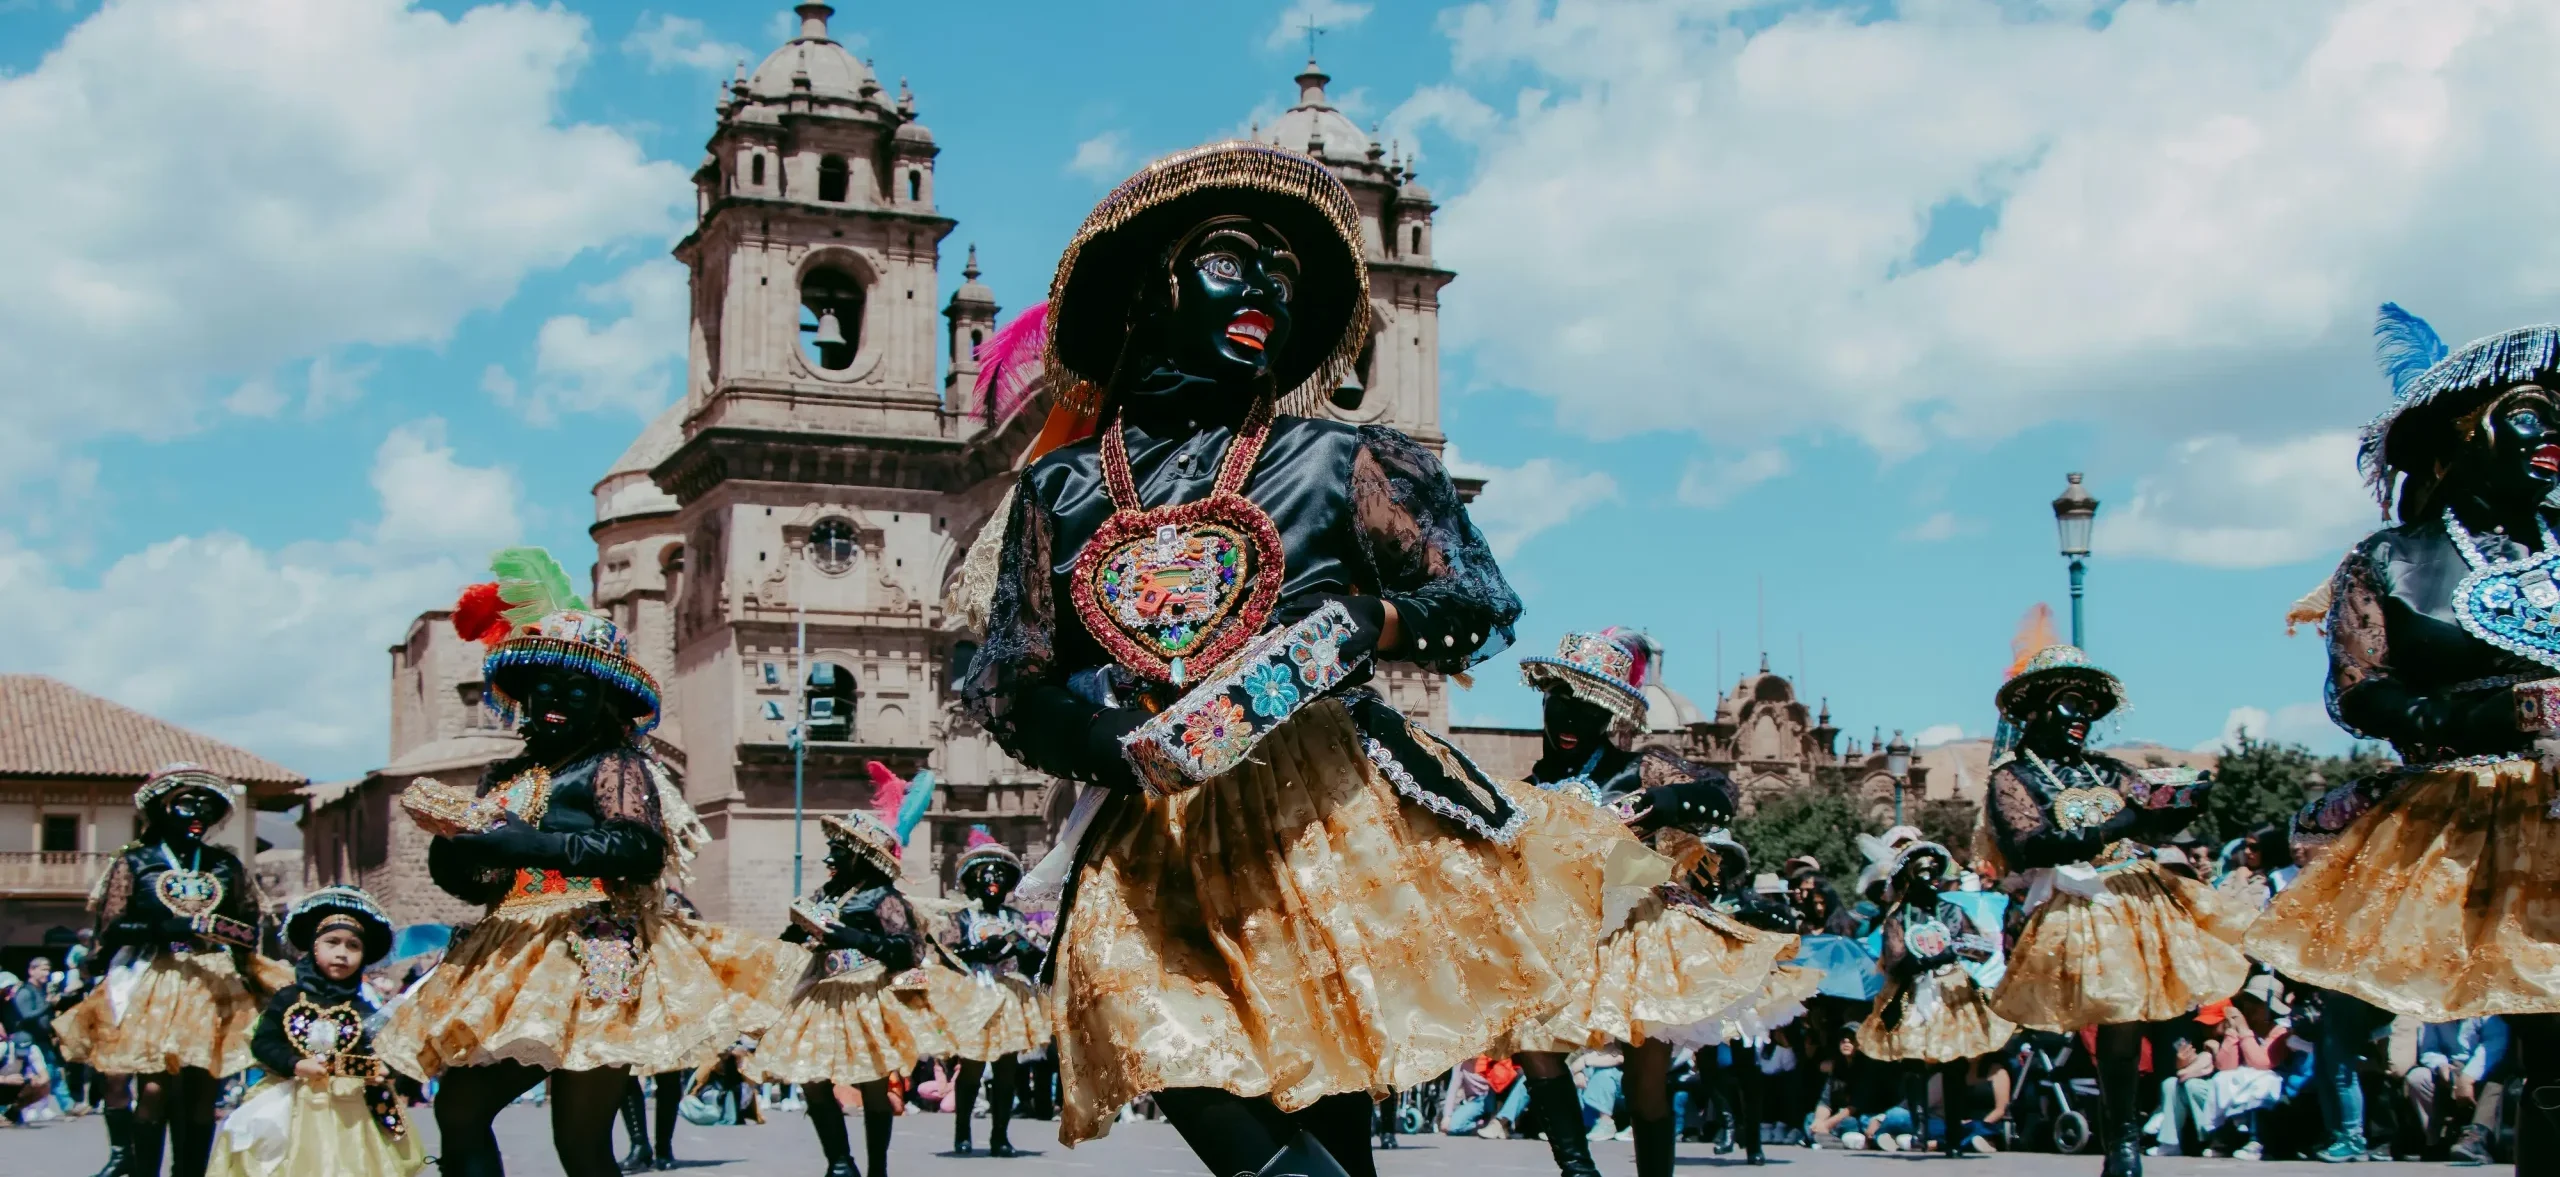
[304,6,1462,930]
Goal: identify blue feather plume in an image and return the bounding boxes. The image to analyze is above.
[895,770,936,843]
[2374,302,2449,397]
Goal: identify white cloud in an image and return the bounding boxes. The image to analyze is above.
[1267,0,1375,52]
[1446,446,1619,558]
[2209,702,2342,752]
[624,12,746,76]
[1424,0,2560,498]
[1902,510,1981,542]
[1068,131,1133,180]
[2101,431,2374,569]
[1913,723,1968,746]
[0,0,687,492]
[303,354,376,418]
[0,422,522,778]
[1675,448,1790,508]
[224,375,286,419]
[491,261,689,423]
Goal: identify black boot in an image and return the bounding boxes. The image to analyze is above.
[1524,1074,1603,1177]
[92,1107,132,1177]
[164,1119,214,1177]
[128,1116,168,1177]
[653,1071,682,1170]
[620,1080,655,1172]
[988,1057,1020,1158]
[862,1094,895,1177]
[805,1084,856,1177]
[2097,1048,2142,1177]
[1735,1069,1767,1164]
[1632,1116,1677,1177]
[952,1062,979,1156]
[1254,1130,1352,1177]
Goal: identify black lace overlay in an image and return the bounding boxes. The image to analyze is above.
[1984,754,2179,871]
[2322,522,2543,761]
[1347,426,1523,672]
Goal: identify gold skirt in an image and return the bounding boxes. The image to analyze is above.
[1052,700,1651,1144]
[2247,758,2560,1020]
[925,965,1053,1062]
[745,972,951,1086]
[1859,969,2016,1062]
[1993,860,2249,1031]
[55,948,287,1077]
[374,900,777,1078]
[675,914,807,1037]
[207,1076,427,1177]
[1504,893,1797,1054]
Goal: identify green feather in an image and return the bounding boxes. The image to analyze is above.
[489,546,586,626]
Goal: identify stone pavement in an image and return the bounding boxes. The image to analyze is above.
[1,1107,2481,1176]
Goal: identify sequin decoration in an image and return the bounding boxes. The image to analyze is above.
[151,868,225,920]
[2446,510,2560,673]
[1241,661,1300,719]
[568,911,642,1004]
[2051,786,2126,834]
[1905,916,1954,960]
[1178,696,1254,766]
[284,997,364,1063]
[1092,521,1251,669]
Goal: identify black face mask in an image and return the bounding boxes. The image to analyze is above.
[960,861,1021,908]
[157,790,228,851]
[1540,689,1614,764]
[1149,217,1299,390]
[2473,389,2560,512]
[2020,689,2097,760]
[825,842,887,892]
[514,667,621,762]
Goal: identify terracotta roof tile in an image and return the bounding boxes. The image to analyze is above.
[0,675,305,787]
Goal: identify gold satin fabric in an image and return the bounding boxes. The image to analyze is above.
[56,949,286,1077]
[925,965,1053,1062]
[1503,893,1797,1054]
[2247,758,2560,1020]
[676,912,805,1036]
[1053,700,1655,1144]
[375,902,800,1078]
[205,1077,428,1177]
[1858,970,2016,1062]
[1993,859,2249,1032]
[746,975,951,1086]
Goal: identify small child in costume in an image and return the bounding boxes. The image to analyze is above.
[208,886,423,1177]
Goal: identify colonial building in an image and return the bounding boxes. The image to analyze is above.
[310,9,1463,932]
[0,675,303,962]
[1451,654,1942,818]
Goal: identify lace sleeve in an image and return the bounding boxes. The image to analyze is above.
[1877,905,1910,977]
[876,894,922,971]
[2325,540,2391,738]
[1349,426,1524,673]
[589,748,665,831]
[956,471,1104,778]
[90,854,135,928]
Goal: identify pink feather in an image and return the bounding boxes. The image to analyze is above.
[965,825,999,850]
[972,301,1050,425]
[865,760,905,820]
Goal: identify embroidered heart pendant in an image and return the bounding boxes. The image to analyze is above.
[2454,558,2560,673]
[1073,490,1285,685]
[153,868,225,919]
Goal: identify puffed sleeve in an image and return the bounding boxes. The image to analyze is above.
[93,853,155,950]
[957,471,1109,780]
[2325,534,2530,758]
[250,985,301,1079]
[1349,426,1523,673]
[1984,761,2139,871]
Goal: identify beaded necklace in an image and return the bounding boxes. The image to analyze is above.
[2443,507,2560,673]
[2023,748,2126,835]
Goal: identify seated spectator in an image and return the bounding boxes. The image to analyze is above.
[1576,1045,1627,1141]
[2145,1028,2217,1156]
[1808,1028,1914,1150]
[1442,1055,1522,1137]
[2407,1016,2506,1162]
[0,1032,52,1126]
[2192,976,2306,1160]
[908,1057,953,1114]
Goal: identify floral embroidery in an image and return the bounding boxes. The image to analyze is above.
[1178,696,1254,765]
[1241,661,1300,719]
[567,911,641,1004]
[1287,612,1354,693]
[2051,786,2126,833]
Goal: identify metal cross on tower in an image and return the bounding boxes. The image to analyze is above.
[1303,19,1326,60]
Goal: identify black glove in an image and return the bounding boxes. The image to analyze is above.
[1631,780,1732,833]
[1270,593,1387,665]
[158,915,200,941]
[450,814,567,869]
[1077,707,1152,791]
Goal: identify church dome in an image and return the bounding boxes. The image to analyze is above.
[594,400,685,524]
[949,244,995,307]
[893,119,935,146]
[746,5,876,103]
[1643,682,1707,731]
[1261,60,1371,164]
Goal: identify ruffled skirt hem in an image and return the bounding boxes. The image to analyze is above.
[55,949,284,1077]
[1500,894,1797,1054]
[206,1077,427,1177]
[743,974,951,1086]
[1858,970,2016,1062]
[1992,859,2248,1032]
[924,966,1052,1062]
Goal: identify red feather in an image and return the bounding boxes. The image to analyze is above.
[971,301,1049,426]
[865,760,906,820]
[452,582,510,647]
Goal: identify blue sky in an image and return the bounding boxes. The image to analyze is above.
[7,0,2549,782]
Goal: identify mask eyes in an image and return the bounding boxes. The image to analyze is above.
[1198,253,1243,283]
[1267,270,1293,303]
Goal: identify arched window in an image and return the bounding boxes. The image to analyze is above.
[805,662,856,742]
[969,328,983,349]
[1331,334,1376,411]
[751,154,766,187]
[809,516,858,574]
[817,154,849,203]
[1410,225,1423,254]
[798,266,864,371]
[907,169,921,202]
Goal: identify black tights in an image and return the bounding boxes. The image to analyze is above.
[2512,1013,2560,1175]
[1902,1060,1967,1151]
[433,1060,631,1177]
[805,1080,894,1177]
[652,1071,682,1156]
[1155,1087,1375,1177]
[953,1055,1022,1146]
[135,1067,218,1177]
[2093,1023,2146,1155]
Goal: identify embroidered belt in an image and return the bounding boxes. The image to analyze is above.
[495,869,610,915]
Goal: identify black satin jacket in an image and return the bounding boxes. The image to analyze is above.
[425,746,669,907]
[2326,510,2549,762]
[94,839,260,957]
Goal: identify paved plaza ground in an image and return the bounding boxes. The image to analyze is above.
[0,1107,2484,1177]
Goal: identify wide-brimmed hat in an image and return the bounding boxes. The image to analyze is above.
[1994,644,2126,724]
[454,548,661,732]
[2360,303,2560,514]
[1047,141,1370,413]
[134,763,235,823]
[1520,628,1660,728]
[285,885,394,964]
[955,825,1023,877]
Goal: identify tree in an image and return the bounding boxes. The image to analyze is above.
[1735,779,1877,888]
[1913,797,1978,858]
[2193,733,2394,848]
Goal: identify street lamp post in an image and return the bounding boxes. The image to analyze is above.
[791,602,808,894]
[2052,472,2100,649]
[1885,730,1913,826]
